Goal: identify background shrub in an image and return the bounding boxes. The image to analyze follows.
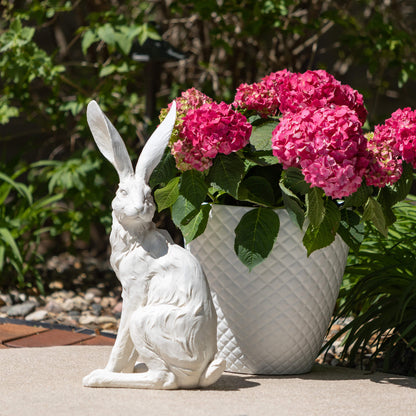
[1,0,416,293]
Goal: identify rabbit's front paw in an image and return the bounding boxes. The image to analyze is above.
[83,369,111,387]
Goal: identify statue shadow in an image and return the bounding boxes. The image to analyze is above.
[205,365,416,391]
[205,374,261,391]
[249,364,416,390]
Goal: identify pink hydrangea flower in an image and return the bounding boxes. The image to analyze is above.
[279,70,367,125]
[365,132,402,187]
[172,87,213,115]
[272,106,368,198]
[232,70,291,117]
[172,101,252,172]
[160,87,213,143]
[384,107,416,168]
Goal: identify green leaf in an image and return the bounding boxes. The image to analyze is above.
[99,64,117,77]
[0,245,5,271]
[279,182,305,229]
[246,119,280,166]
[306,187,325,227]
[238,175,276,206]
[344,182,373,208]
[149,149,178,189]
[171,170,208,227]
[303,199,341,256]
[0,227,23,265]
[208,153,245,199]
[154,177,180,211]
[249,119,279,151]
[282,167,310,195]
[81,30,98,55]
[97,24,117,47]
[234,207,280,271]
[337,210,364,254]
[181,204,211,243]
[363,197,388,237]
[378,162,414,207]
[0,172,33,204]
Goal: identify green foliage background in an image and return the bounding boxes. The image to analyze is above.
[1,0,416,294]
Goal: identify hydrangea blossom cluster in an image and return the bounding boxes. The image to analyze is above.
[278,70,368,125]
[172,101,252,171]
[232,70,290,117]
[272,106,368,198]
[364,107,416,187]
[383,107,416,168]
[364,132,403,188]
[159,88,213,147]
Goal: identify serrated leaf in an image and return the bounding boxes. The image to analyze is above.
[149,149,178,189]
[171,170,208,227]
[208,153,245,199]
[249,120,279,151]
[154,177,180,211]
[238,176,276,206]
[181,204,211,243]
[282,167,310,194]
[306,187,325,227]
[344,182,373,208]
[363,197,388,237]
[279,182,305,229]
[378,162,414,208]
[234,207,280,271]
[303,199,341,256]
[337,220,364,255]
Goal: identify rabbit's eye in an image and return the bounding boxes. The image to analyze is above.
[119,189,128,196]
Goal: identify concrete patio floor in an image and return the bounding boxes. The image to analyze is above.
[1,345,416,416]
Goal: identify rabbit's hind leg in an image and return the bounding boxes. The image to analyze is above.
[82,366,177,389]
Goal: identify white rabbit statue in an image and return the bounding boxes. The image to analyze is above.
[82,100,225,389]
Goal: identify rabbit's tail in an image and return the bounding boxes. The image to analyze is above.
[199,357,226,388]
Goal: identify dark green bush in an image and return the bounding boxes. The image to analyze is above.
[1,0,416,291]
[324,195,416,375]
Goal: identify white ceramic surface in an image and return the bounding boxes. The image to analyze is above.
[188,205,349,375]
[83,100,224,389]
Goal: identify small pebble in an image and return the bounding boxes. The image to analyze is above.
[49,280,64,290]
[96,316,117,325]
[86,288,103,297]
[112,302,123,314]
[62,298,75,312]
[25,310,48,322]
[68,310,81,318]
[91,303,102,316]
[45,300,63,314]
[7,302,37,317]
[101,297,116,309]
[79,315,97,326]
[0,294,12,306]
[84,292,95,303]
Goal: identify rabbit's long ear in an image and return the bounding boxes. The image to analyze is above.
[135,101,176,182]
[87,100,133,179]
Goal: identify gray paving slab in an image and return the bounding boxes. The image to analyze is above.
[1,346,415,416]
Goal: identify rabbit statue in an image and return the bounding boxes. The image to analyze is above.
[82,100,225,389]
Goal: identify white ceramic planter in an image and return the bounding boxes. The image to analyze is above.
[187,205,349,375]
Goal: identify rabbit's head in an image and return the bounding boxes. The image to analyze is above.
[86,100,176,228]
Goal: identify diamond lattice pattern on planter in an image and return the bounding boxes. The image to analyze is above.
[188,205,349,375]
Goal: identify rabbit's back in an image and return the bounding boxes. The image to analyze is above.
[130,244,217,386]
